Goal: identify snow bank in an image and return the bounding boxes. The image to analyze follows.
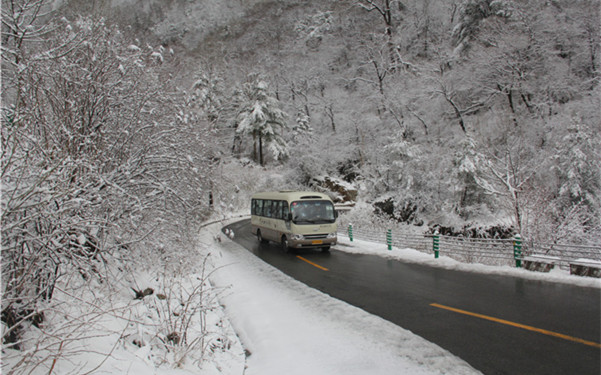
[334,235,601,289]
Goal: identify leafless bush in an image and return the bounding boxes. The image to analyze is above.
[138,256,225,369]
[2,275,132,375]
[2,1,216,365]
[2,255,226,374]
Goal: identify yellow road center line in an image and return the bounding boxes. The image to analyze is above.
[430,303,601,348]
[296,256,329,271]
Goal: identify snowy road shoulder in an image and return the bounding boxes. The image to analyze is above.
[201,221,481,375]
[334,235,601,289]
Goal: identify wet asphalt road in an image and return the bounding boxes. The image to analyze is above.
[224,219,600,375]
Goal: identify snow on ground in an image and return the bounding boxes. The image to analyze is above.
[3,222,246,375]
[201,218,481,375]
[2,272,246,375]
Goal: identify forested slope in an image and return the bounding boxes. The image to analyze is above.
[82,0,599,243]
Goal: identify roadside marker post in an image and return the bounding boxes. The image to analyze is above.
[513,234,522,268]
[433,231,440,258]
[387,229,392,250]
[348,224,353,242]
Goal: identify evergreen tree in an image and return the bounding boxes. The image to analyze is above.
[556,120,600,218]
[234,76,288,166]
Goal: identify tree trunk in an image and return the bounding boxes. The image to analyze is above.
[326,104,336,132]
[259,135,264,166]
[252,130,257,162]
[499,84,519,127]
[513,190,522,234]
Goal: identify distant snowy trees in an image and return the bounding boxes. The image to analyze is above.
[30,0,597,248]
[451,0,513,55]
[344,0,600,241]
[358,0,404,71]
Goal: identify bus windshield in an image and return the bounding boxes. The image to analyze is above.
[290,200,336,224]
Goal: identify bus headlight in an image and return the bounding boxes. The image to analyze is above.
[291,234,304,241]
[327,232,337,239]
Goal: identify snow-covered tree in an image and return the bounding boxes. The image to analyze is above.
[358,0,406,71]
[295,10,333,51]
[556,121,600,207]
[233,75,289,166]
[293,110,313,140]
[549,119,601,243]
[453,137,489,213]
[472,133,538,234]
[190,65,226,126]
[1,9,212,357]
[451,0,513,56]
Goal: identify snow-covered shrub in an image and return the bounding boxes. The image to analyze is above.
[132,256,227,369]
[1,7,215,369]
[373,196,422,225]
[337,202,413,235]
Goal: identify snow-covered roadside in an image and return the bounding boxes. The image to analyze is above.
[201,218,481,375]
[2,221,246,375]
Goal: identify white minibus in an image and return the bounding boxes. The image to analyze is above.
[251,191,338,252]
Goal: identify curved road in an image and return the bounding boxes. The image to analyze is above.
[224,219,600,375]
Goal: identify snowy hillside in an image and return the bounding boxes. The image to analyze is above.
[57,0,601,242]
[2,0,599,373]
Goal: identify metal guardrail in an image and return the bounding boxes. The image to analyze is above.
[523,242,601,270]
[432,234,515,267]
[338,224,601,270]
[339,225,431,254]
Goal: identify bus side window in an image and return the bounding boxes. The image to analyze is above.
[255,199,261,217]
[273,200,282,219]
[257,199,263,217]
[270,200,276,218]
[251,199,257,215]
[282,202,290,220]
[269,201,276,219]
[264,200,272,218]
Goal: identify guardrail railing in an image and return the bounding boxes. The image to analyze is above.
[522,242,601,270]
[337,223,601,271]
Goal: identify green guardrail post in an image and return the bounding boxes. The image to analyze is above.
[433,230,440,259]
[513,234,522,268]
[386,229,392,250]
[348,224,353,242]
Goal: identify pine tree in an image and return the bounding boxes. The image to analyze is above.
[234,76,288,166]
[556,120,600,215]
